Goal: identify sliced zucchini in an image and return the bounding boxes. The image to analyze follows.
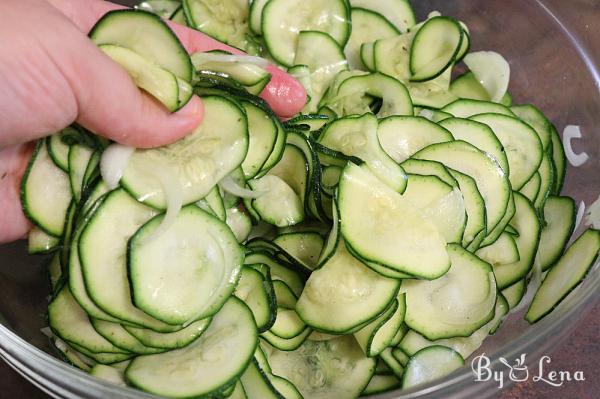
[344,8,399,69]
[449,170,486,247]
[501,279,526,310]
[402,346,464,389]
[121,96,248,209]
[261,0,351,66]
[90,364,127,386]
[79,189,178,331]
[377,116,453,163]
[48,287,130,355]
[476,232,520,266]
[90,9,193,82]
[441,98,514,118]
[525,229,600,323]
[362,374,400,396]
[351,0,415,32]
[400,159,458,188]
[403,244,497,340]
[354,294,406,357]
[493,193,540,289]
[248,175,305,227]
[136,0,182,19]
[520,172,541,202]
[239,358,282,399]
[261,328,312,351]
[297,240,399,333]
[409,17,463,82]
[414,140,510,235]
[265,336,375,399]
[273,232,324,271]
[339,163,449,279]
[28,226,60,255]
[126,297,257,398]
[549,124,566,194]
[511,104,552,151]
[534,153,554,211]
[21,140,72,237]
[244,251,305,297]
[439,117,509,174]
[401,174,466,244]
[471,113,543,190]
[90,319,164,355]
[47,129,74,172]
[129,205,243,325]
[99,44,184,112]
[226,206,253,243]
[318,113,408,192]
[123,318,212,349]
[329,72,413,118]
[536,196,576,271]
[234,266,277,333]
[294,30,349,113]
[241,101,279,179]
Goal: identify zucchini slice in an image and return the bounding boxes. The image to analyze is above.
[296,240,400,333]
[414,140,510,234]
[378,116,453,164]
[344,8,399,69]
[21,141,72,237]
[525,229,600,323]
[265,335,375,399]
[409,17,463,82]
[338,163,449,279]
[121,96,248,209]
[123,318,212,350]
[403,244,497,340]
[471,113,543,190]
[439,117,509,174]
[129,205,243,325]
[351,0,415,32]
[318,113,408,192]
[402,346,464,389]
[90,9,193,82]
[261,0,351,66]
[126,297,257,398]
[536,196,576,271]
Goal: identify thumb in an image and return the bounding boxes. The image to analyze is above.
[65,36,204,148]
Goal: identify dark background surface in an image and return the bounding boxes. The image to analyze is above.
[2,0,600,398]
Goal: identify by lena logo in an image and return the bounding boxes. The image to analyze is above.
[471,353,585,389]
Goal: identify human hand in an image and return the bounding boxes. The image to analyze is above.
[0,0,307,243]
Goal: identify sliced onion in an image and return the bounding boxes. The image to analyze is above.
[511,260,542,315]
[418,108,435,121]
[191,52,269,68]
[100,144,135,189]
[463,51,510,103]
[585,195,600,229]
[219,175,264,199]
[575,200,586,232]
[139,166,182,245]
[40,327,53,338]
[563,125,589,167]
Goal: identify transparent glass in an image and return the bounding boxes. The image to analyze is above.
[1,0,599,398]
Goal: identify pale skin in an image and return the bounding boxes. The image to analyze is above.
[0,0,306,243]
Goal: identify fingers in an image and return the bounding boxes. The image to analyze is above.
[63,37,204,148]
[48,0,307,118]
[0,144,33,244]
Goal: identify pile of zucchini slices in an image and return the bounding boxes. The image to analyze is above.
[23,0,599,398]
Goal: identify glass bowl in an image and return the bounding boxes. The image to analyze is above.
[1,0,599,398]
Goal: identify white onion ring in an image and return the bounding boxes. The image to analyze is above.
[139,166,182,245]
[219,176,264,199]
[585,195,600,229]
[575,201,586,232]
[100,144,135,189]
[563,125,589,167]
